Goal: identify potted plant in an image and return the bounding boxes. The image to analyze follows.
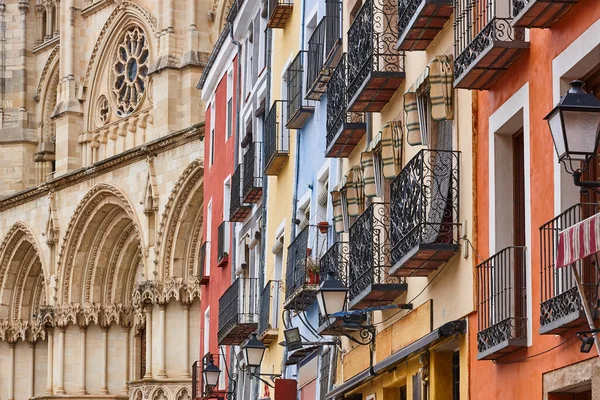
[305,256,320,285]
[317,221,330,234]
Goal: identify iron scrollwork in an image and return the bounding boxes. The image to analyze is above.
[390,150,460,266]
[347,0,403,104]
[348,203,402,304]
[477,317,527,354]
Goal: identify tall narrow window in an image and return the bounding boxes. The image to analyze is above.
[203,307,210,356]
[218,346,226,390]
[227,71,233,139]
[210,103,216,166]
[206,201,212,276]
[512,130,526,324]
[223,179,231,220]
[452,351,460,400]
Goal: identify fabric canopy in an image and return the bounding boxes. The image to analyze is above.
[361,121,404,198]
[330,185,344,233]
[344,166,364,217]
[404,55,454,145]
[557,212,600,268]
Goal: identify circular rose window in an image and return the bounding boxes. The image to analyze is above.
[112,26,149,117]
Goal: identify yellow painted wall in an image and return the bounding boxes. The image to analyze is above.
[334,13,473,399]
[260,2,302,383]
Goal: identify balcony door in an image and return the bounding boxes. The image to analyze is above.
[512,130,526,328]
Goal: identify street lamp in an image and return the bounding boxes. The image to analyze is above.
[242,333,266,369]
[545,80,600,191]
[316,271,349,318]
[203,356,221,388]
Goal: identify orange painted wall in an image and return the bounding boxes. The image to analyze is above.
[471,1,600,398]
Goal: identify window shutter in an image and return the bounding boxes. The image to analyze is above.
[412,373,421,400]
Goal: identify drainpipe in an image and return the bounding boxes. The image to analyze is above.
[291,0,307,239]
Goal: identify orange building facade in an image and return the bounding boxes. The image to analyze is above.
[470,0,600,398]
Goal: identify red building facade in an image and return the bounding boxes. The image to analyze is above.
[470,0,600,397]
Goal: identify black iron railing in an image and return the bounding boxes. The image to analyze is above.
[348,203,402,304]
[307,19,327,94]
[285,225,329,302]
[326,54,364,148]
[217,277,259,345]
[258,280,281,337]
[217,222,228,264]
[390,150,461,266]
[306,1,342,94]
[286,51,314,126]
[347,0,403,104]
[243,141,263,202]
[477,246,527,356]
[264,101,290,174]
[454,0,526,83]
[539,203,600,331]
[230,166,243,220]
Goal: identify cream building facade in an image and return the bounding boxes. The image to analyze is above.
[0,0,222,399]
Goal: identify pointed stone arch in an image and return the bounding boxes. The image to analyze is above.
[157,159,204,281]
[57,183,146,304]
[0,223,47,323]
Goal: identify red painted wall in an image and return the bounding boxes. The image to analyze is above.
[472,2,600,398]
[201,55,238,362]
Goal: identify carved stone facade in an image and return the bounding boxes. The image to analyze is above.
[0,1,222,399]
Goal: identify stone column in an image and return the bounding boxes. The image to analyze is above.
[45,6,53,40]
[17,1,29,127]
[56,327,66,395]
[122,327,130,394]
[181,303,190,378]
[8,342,15,400]
[29,343,35,399]
[36,5,45,44]
[53,0,60,37]
[158,304,167,378]
[144,307,153,379]
[46,329,54,395]
[100,327,109,394]
[79,326,87,395]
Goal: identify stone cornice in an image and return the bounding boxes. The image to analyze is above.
[0,123,204,212]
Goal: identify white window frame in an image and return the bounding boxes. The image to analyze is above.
[227,69,234,140]
[203,306,210,356]
[210,103,216,166]
[206,200,213,276]
[488,83,532,345]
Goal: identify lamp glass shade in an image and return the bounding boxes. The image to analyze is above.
[317,289,347,317]
[545,80,600,161]
[243,334,266,368]
[316,271,349,317]
[203,362,221,387]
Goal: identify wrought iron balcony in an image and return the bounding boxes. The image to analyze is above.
[286,51,315,129]
[258,280,281,344]
[454,0,529,89]
[477,246,527,360]
[217,277,259,345]
[349,203,407,310]
[217,222,229,267]
[539,203,600,334]
[242,141,263,203]
[347,0,405,112]
[390,150,460,277]
[326,53,366,158]
[198,241,209,285]
[284,225,329,312]
[264,101,290,176]
[396,0,453,51]
[512,0,577,28]
[268,0,293,29]
[229,165,251,223]
[317,242,351,335]
[305,1,343,100]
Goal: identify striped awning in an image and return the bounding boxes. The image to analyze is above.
[404,55,454,146]
[557,212,600,268]
[361,121,404,198]
[343,166,364,217]
[331,186,344,233]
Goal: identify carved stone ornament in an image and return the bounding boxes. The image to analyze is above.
[112,26,149,117]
